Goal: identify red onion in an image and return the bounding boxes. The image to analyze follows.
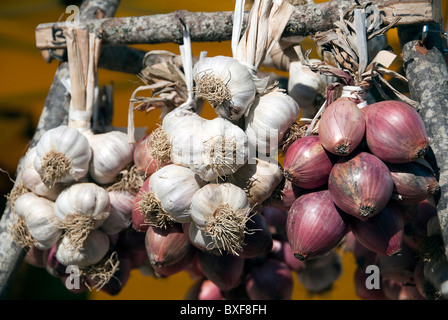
[349,203,404,256]
[132,177,151,232]
[318,97,366,156]
[262,206,289,233]
[387,160,440,205]
[284,135,333,189]
[145,223,194,268]
[364,100,429,163]
[354,267,388,300]
[381,278,426,300]
[269,237,305,272]
[353,239,379,268]
[328,151,394,220]
[286,190,349,261]
[269,180,304,211]
[185,278,224,300]
[197,250,245,291]
[237,213,273,258]
[377,241,417,284]
[87,255,132,296]
[133,130,170,177]
[114,229,147,268]
[24,246,47,268]
[152,249,196,277]
[245,258,293,300]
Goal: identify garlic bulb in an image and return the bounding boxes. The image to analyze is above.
[170,117,249,182]
[189,183,252,255]
[245,89,300,155]
[288,60,326,119]
[193,56,257,121]
[54,182,110,252]
[140,164,205,227]
[162,105,205,139]
[55,229,110,267]
[87,130,135,185]
[19,147,63,201]
[101,190,135,235]
[227,158,283,207]
[13,193,62,250]
[34,125,92,186]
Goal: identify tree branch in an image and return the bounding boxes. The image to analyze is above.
[35,0,441,50]
[398,25,448,258]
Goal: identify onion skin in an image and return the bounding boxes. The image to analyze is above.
[131,178,151,232]
[284,135,333,189]
[328,151,394,220]
[245,259,293,300]
[133,134,159,177]
[364,100,429,164]
[269,237,305,272]
[185,278,224,300]
[387,160,440,205]
[286,190,349,261]
[354,267,388,300]
[145,223,193,268]
[269,180,304,211]
[349,203,404,256]
[318,97,366,156]
[197,250,245,291]
[237,213,273,259]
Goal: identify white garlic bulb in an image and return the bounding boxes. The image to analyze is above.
[100,190,135,235]
[54,182,110,251]
[143,164,205,227]
[227,158,283,207]
[193,56,257,121]
[189,183,251,255]
[170,117,249,182]
[161,107,205,140]
[245,90,300,156]
[288,60,324,119]
[34,125,92,186]
[87,130,135,185]
[19,147,63,201]
[13,193,62,250]
[55,229,110,267]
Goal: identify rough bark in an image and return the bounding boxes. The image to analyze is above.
[0,0,120,299]
[398,25,448,258]
[35,0,441,49]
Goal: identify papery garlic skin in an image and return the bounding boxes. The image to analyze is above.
[55,229,110,267]
[54,182,110,229]
[101,190,135,235]
[193,56,257,121]
[170,117,249,182]
[245,90,300,156]
[19,147,63,201]
[148,164,205,223]
[227,158,283,206]
[34,125,92,185]
[162,108,205,140]
[87,131,135,185]
[190,183,251,254]
[288,61,324,119]
[14,193,62,250]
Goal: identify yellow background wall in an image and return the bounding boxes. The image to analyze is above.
[1,0,446,300]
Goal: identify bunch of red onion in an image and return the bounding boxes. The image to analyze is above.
[281,96,443,300]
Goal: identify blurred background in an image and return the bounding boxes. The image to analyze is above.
[0,0,446,300]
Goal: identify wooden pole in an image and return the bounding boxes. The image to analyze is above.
[0,0,121,299]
